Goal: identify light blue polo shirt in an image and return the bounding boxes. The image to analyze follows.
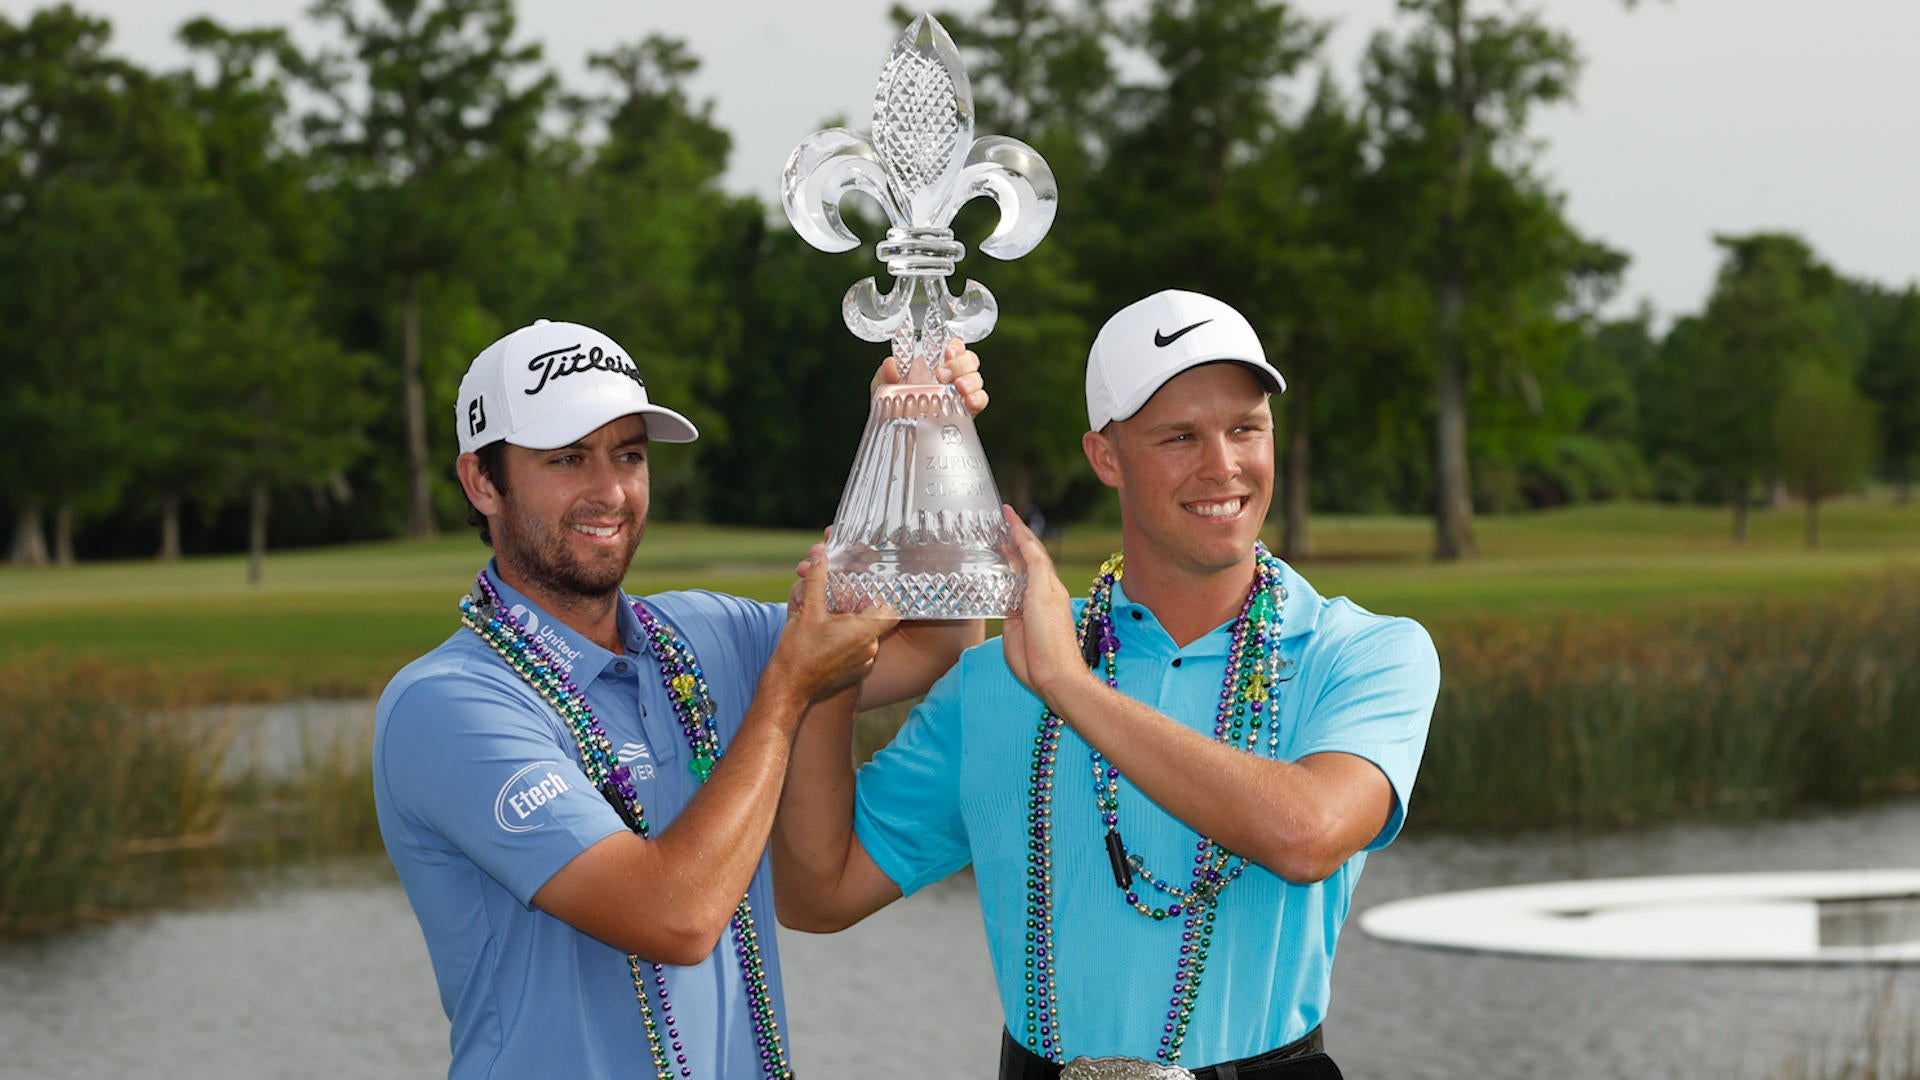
[374,564,788,1079]
[852,562,1438,1064]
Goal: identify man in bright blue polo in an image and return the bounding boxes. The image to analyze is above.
[374,319,988,1078]
[773,291,1439,1079]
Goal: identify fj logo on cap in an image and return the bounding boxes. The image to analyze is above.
[525,343,647,396]
[468,397,487,437]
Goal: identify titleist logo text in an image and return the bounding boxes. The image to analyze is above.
[525,343,646,395]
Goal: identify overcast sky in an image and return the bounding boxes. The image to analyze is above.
[6,0,1916,323]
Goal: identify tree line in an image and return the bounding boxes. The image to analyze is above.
[2,0,1914,575]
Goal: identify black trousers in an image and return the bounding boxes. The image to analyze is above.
[998,1027,1342,1080]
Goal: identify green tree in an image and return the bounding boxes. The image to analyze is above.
[1363,0,1581,559]
[1269,72,1383,556]
[0,6,195,564]
[129,19,323,561]
[1082,0,1324,291]
[954,214,1098,519]
[708,224,883,527]
[1660,233,1847,540]
[295,0,558,539]
[153,18,372,581]
[1126,0,1325,201]
[1075,0,1332,529]
[1510,305,1655,507]
[1861,286,1920,504]
[0,182,183,564]
[192,300,373,584]
[1773,365,1876,548]
[542,36,751,519]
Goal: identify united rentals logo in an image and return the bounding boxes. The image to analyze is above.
[525,342,647,396]
[495,761,573,833]
[503,605,580,675]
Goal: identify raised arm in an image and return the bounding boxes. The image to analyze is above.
[530,559,896,963]
[996,508,1438,884]
[859,618,983,708]
[770,684,906,933]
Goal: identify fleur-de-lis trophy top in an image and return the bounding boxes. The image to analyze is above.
[783,13,1057,379]
[779,14,1057,619]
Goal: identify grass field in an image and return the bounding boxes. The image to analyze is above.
[2,498,1915,701]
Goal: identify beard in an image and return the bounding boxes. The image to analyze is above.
[493,503,645,603]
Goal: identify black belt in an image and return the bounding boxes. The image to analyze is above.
[998,1027,1342,1080]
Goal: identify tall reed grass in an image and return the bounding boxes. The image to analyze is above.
[1772,1041,1920,1080]
[1766,990,1918,1080]
[0,664,234,931]
[0,665,381,933]
[1416,573,1920,830]
[851,574,1920,834]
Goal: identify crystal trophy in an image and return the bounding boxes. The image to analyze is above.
[782,13,1057,618]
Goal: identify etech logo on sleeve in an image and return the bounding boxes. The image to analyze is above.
[494,761,574,832]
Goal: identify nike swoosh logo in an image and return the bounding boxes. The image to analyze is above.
[1154,320,1212,347]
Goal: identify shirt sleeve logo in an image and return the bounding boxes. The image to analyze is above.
[495,761,574,833]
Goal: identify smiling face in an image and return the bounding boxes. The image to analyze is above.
[460,414,651,607]
[1083,361,1274,584]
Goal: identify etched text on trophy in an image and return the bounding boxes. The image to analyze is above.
[924,454,986,472]
[925,479,993,498]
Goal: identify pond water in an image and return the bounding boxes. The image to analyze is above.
[4,753,1916,1078]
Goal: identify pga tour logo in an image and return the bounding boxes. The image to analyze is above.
[495,761,573,833]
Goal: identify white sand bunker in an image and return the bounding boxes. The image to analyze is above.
[1359,870,1920,964]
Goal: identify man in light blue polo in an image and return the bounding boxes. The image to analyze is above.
[374,319,988,1078]
[773,291,1439,1079]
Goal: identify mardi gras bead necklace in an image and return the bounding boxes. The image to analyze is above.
[1021,544,1288,1066]
[460,573,790,1080]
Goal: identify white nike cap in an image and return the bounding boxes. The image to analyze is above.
[1085,290,1286,431]
[455,319,699,454]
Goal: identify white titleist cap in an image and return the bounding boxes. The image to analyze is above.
[1085,290,1286,431]
[455,319,699,454]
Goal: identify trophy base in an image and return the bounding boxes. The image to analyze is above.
[826,564,1025,620]
[824,382,1024,619]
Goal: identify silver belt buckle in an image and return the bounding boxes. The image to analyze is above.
[1059,1057,1196,1080]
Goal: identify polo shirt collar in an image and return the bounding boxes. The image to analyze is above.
[1109,579,1243,659]
[1270,557,1323,641]
[479,561,644,682]
[1105,555,1324,653]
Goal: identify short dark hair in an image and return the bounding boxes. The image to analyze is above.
[465,442,509,547]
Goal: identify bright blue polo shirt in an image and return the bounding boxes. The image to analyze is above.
[374,564,788,1080]
[852,562,1438,1064]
